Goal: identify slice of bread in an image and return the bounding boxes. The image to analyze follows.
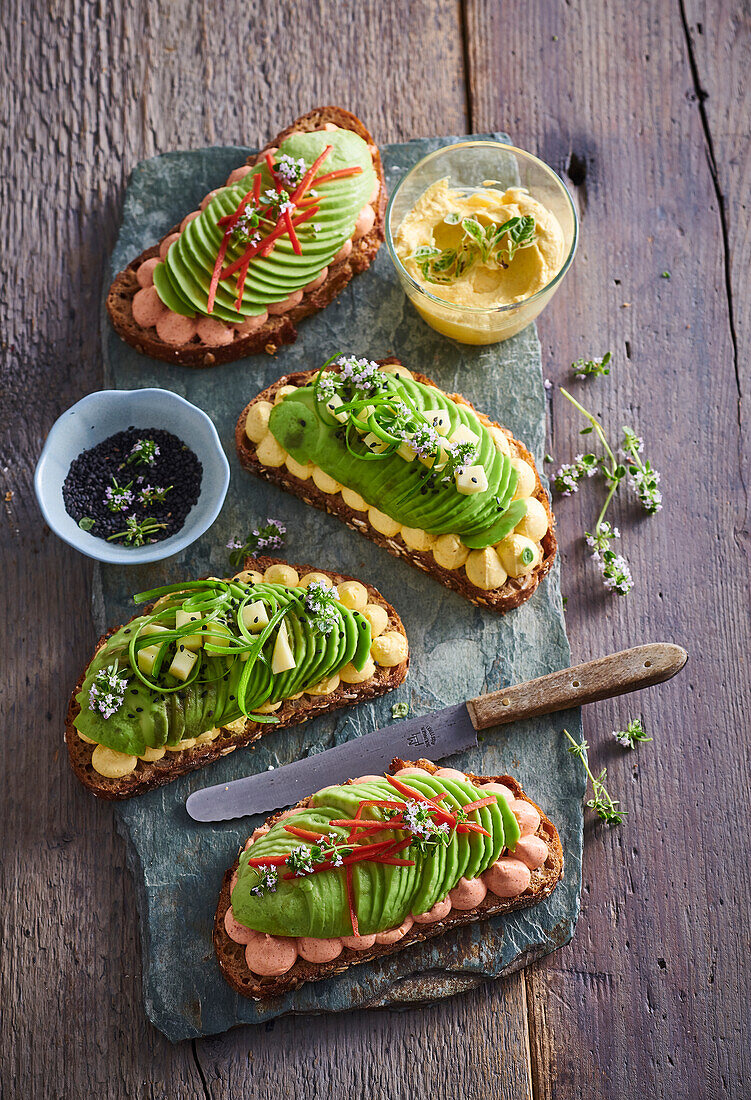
[65,557,408,800]
[106,107,386,368]
[236,362,557,612]
[214,757,563,1000]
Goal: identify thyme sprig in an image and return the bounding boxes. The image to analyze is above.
[564,729,626,826]
[107,515,167,546]
[571,351,612,380]
[552,384,663,595]
[227,518,287,569]
[612,717,652,750]
[407,213,537,285]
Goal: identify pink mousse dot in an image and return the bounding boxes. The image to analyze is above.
[332,239,353,264]
[155,311,197,346]
[393,767,427,778]
[513,834,548,870]
[180,210,201,232]
[200,188,223,211]
[375,915,414,945]
[159,232,180,260]
[196,316,235,346]
[341,933,377,951]
[480,781,515,803]
[297,937,343,963]
[234,310,269,334]
[353,204,376,240]
[132,285,166,328]
[368,179,381,205]
[277,807,304,820]
[412,895,452,924]
[351,774,386,785]
[303,267,328,294]
[484,857,531,899]
[510,799,541,837]
[227,165,253,185]
[230,870,238,893]
[434,767,467,782]
[136,257,160,288]
[449,876,488,911]
[244,931,298,976]
[224,906,255,945]
[267,290,303,316]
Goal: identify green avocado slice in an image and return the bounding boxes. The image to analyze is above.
[232,773,509,937]
[268,375,527,550]
[74,578,377,757]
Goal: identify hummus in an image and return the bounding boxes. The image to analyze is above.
[395,179,565,309]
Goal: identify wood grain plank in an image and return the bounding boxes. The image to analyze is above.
[464,1,751,1097]
[1,2,538,1098]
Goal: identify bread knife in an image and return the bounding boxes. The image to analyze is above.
[185,642,687,822]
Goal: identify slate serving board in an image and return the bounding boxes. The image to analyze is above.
[96,133,585,1041]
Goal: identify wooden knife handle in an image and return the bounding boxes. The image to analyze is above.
[465,643,688,731]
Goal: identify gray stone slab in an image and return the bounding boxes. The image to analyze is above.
[98,134,585,1041]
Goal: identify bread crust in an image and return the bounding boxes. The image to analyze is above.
[236,363,557,612]
[65,557,408,800]
[214,757,563,1000]
[106,107,386,368]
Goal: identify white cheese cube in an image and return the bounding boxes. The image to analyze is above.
[168,646,198,682]
[363,432,389,454]
[397,441,417,462]
[325,394,348,424]
[204,621,233,653]
[455,464,489,494]
[423,408,451,436]
[271,620,296,674]
[449,423,480,449]
[241,600,270,634]
[137,644,161,675]
[176,609,203,651]
[142,622,170,637]
[419,445,448,470]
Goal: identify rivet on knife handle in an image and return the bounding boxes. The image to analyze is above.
[465,643,688,731]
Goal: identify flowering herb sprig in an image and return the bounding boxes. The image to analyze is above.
[571,351,612,380]
[384,799,451,855]
[564,729,626,825]
[89,663,130,719]
[553,387,663,595]
[227,518,287,568]
[303,581,340,636]
[138,484,172,505]
[107,515,167,547]
[407,213,537,284]
[612,717,652,749]
[104,477,134,513]
[126,438,160,467]
[248,864,279,897]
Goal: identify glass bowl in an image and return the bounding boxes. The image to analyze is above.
[34,388,230,564]
[385,141,578,345]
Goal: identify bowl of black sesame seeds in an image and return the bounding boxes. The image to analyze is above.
[34,388,230,563]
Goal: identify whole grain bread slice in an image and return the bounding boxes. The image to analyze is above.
[214,757,563,1000]
[65,557,408,800]
[106,107,386,368]
[236,362,557,612]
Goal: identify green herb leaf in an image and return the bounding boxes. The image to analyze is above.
[78,516,95,531]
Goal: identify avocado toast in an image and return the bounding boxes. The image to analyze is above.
[236,358,556,612]
[66,557,408,799]
[214,757,563,999]
[106,107,386,367]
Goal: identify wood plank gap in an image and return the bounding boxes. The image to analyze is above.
[677,0,743,434]
[191,1039,213,1100]
[459,0,475,130]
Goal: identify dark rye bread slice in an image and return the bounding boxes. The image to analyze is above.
[214,757,564,1000]
[65,556,408,801]
[106,106,386,368]
[235,362,557,613]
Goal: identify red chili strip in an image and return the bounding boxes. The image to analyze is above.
[221,205,320,278]
[253,172,262,203]
[290,144,333,203]
[284,211,302,254]
[245,854,291,867]
[206,183,259,313]
[346,865,358,936]
[385,775,457,827]
[283,825,327,841]
[460,796,496,813]
[457,824,491,837]
[313,166,364,185]
[265,150,284,193]
[373,857,416,867]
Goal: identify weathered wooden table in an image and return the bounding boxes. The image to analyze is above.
[3,1,749,1096]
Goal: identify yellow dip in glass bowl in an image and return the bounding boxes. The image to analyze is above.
[386,142,578,345]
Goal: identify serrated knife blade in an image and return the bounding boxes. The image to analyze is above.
[185,703,477,822]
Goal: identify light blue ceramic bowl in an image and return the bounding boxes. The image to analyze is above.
[34,388,230,564]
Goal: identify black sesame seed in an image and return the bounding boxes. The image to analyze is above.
[136,707,143,713]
